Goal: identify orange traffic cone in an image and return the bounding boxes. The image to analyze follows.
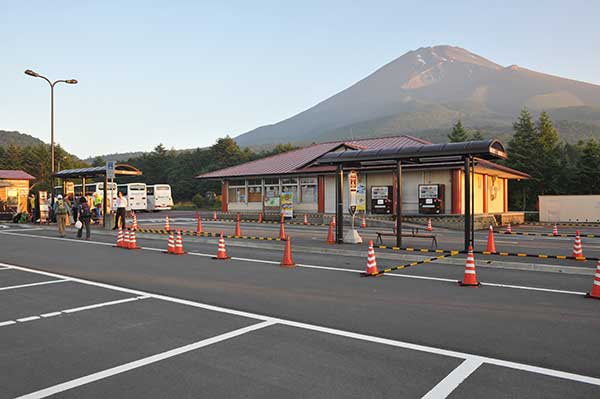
[129,229,140,250]
[362,240,379,276]
[213,211,217,221]
[234,220,242,236]
[164,215,170,231]
[196,215,203,234]
[131,211,138,230]
[459,246,480,286]
[280,235,295,267]
[552,224,559,236]
[258,212,263,223]
[172,229,185,255]
[486,225,496,253]
[236,212,241,222]
[505,223,512,234]
[585,261,600,299]
[123,229,131,249]
[213,232,230,260]
[116,226,124,248]
[332,216,336,227]
[360,215,367,228]
[326,221,335,244]
[279,214,286,240]
[303,214,308,225]
[426,218,433,232]
[572,231,584,259]
[166,230,175,254]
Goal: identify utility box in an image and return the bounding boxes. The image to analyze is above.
[418,184,445,214]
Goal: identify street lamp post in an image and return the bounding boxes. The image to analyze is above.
[25,69,77,209]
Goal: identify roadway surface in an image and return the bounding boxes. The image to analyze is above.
[1,223,599,398]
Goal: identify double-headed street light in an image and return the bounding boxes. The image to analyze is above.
[24,69,78,207]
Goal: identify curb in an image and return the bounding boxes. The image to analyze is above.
[25,225,596,276]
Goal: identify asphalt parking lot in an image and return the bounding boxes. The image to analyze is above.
[1,223,600,398]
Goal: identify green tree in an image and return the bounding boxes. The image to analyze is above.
[536,111,561,194]
[507,108,539,210]
[91,156,105,167]
[448,120,469,142]
[575,140,600,194]
[470,130,484,140]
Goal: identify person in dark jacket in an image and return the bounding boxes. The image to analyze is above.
[77,196,92,240]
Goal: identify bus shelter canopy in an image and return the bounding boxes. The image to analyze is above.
[53,164,142,179]
[314,139,507,167]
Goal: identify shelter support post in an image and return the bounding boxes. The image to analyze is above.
[103,174,108,229]
[335,164,343,243]
[396,161,402,248]
[464,157,471,251]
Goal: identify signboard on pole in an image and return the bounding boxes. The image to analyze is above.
[280,191,294,218]
[356,183,366,211]
[348,170,358,208]
[106,161,116,179]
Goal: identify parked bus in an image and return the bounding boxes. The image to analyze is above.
[117,183,147,211]
[146,184,173,211]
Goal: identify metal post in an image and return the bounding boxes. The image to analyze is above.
[335,164,343,243]
[103,173,108,229]
[396,161,402,248]
[471,157,475,246]
[50,84,55,208]
[464,157,471,252]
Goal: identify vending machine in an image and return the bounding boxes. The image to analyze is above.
[371,186,393,214]
[38,191,49,223]
[418,184,445,214]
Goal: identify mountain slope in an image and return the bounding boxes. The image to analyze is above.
[0,130,46,147]
[235,45,600,147]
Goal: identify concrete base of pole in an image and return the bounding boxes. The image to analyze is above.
[343,229,363,244]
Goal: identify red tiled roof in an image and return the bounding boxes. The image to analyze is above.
[0,170,35,180]
[196,135,431,179]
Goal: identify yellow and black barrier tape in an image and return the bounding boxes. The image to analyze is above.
[494,231,599,238]
[368,250,461,276]
[473,249,598,262]
[524,222,600,228]
[376,245,450,255]
[136,227,282,241]
[203,218,330,227]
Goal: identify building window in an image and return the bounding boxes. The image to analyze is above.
[247,185,262,203]
[300,177,317,203]
[228,180,246,203]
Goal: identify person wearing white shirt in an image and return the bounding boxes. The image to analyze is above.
[113,191,128,230]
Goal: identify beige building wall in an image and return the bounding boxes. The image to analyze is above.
[540,195,600,222]
[487,176,505,213]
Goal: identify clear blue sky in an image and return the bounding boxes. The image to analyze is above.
[2,0,598,158]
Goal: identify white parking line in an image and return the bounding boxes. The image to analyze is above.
[0,230,591,296]
[0,295,147,328]
[16,320,276,399]
[0,279,69,292]
[4,262,600,389]
[421,358,483,399]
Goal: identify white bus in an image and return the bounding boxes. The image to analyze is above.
[54,182,117,202]
[117,183,147,211]
[146,184,173,211]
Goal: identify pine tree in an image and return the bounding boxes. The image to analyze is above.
[536,111,561,194]
[507,108,538,210]
[448,120,469,142]
[470,130,484,140]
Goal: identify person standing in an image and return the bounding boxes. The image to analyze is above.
[54,195,68,237]
[113,191,128,230]
[77,196,92,240]
[93,192,102,222]
[72,195,79,224]
[28,193,36,222]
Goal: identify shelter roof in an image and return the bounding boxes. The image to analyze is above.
[53,164,142,179]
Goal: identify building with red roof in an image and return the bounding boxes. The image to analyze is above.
[0,170,35,214]
[196,135,528,217]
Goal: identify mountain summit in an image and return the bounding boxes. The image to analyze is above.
[235,45,600,147]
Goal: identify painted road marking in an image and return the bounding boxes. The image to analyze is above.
[0,279,69,291]
[15,320,276,399]
[0,230,591,297]
[0,296,147,329]
[421,358,483,399]
[5,262,600,389]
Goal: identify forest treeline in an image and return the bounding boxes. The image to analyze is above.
[3,109,600,211]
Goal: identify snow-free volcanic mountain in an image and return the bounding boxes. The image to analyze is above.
[235,45,600,147]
